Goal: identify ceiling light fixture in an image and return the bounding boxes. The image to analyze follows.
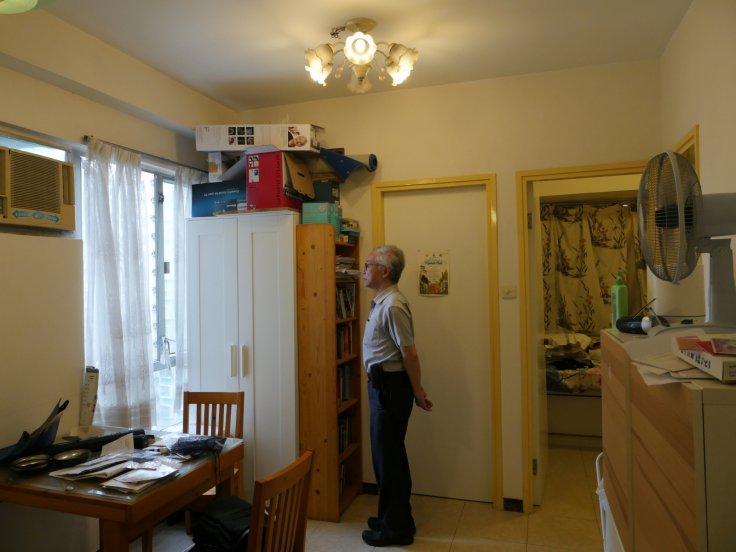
[305,17,418,94]
[0,0,54,15]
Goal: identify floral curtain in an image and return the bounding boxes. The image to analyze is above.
[541,203,646,336]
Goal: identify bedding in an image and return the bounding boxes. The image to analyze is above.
[545,332,602,396]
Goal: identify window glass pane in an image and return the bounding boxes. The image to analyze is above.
[151,177,181,431]
[0,135,68,162]
[162,179,177,351]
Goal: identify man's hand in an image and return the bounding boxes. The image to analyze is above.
[414,387,433,412]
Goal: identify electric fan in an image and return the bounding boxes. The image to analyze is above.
[638,151,736,327]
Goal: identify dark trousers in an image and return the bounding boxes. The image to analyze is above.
[368,370,415,536]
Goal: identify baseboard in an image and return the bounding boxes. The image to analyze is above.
[503,498,524,512]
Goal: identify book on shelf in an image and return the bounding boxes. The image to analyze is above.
[672,334,736,383]
[336,324,353,358]
[338,364,351,402]
[339,462,346,494]
[338,415,351,453]
[336,283,356,319]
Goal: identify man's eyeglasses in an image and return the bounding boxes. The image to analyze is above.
[364,262,384,270]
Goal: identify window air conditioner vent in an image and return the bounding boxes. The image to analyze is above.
[0,147,75,231]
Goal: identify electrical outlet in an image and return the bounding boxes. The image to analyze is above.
[501,285,517,299]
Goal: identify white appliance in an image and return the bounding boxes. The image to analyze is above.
[0,233,98,551]
[186,210,299,499]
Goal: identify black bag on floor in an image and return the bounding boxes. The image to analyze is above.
[191,496,251,552]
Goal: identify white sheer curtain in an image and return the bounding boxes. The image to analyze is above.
[82,138,154,428]
[170,166,201,418]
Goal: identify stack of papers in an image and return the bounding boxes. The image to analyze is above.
[49,449,181,493]
[100,462,178,493]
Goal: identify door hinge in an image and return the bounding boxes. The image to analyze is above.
[532,458,538,475]
[527,213,533,229]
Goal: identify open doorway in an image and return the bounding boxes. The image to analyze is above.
[516,161,648,512]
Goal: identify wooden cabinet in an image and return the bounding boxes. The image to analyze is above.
[186,210,299,500]
[296,223,363,521]
[601,329,736,551]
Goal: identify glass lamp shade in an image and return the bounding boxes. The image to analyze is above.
[0,0,54,13]
[304,43,335,85]
[347,63,372,93]
[0,0,39,13]
[344,32,377,65]
[386,43,418,86]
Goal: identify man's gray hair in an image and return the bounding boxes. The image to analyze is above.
[373,245,405,283]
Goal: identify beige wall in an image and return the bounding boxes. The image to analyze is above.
[243,62,661,498]
[1,0,731,502]
[661,0,736,193]
[0,10,236,167]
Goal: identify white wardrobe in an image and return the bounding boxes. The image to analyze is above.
[186,210,299,499]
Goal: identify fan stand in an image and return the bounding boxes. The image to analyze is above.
[700,238,736,328]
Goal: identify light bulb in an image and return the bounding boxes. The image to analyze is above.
[344,31,377,65]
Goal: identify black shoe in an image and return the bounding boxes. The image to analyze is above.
[361,529,414,547]
[367,517,416,535]
[368,516,381,531]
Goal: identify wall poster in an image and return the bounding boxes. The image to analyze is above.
[418,250,449,296]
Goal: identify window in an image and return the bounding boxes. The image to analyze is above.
[2,131,194,431]
[81,139,196,431]
[142,169,182,430]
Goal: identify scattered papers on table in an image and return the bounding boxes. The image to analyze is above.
[100,462,178,493]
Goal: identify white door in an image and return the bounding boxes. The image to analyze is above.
[186,216,239,393]
[237,211,298,485]
[383,185,493,501]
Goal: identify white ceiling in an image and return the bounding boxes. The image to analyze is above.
[43,0,692,112]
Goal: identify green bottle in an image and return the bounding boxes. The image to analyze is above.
[611,271,628,328]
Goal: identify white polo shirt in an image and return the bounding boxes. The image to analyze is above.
[362,285,414,373]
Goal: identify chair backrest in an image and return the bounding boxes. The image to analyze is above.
[247,449,314,552]
[182,391,244,438]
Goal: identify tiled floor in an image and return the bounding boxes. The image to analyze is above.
[135,446,604,551]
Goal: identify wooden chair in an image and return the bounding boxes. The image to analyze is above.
[247,448,314,552]
[182,391,245,532]
[141,391,246,551]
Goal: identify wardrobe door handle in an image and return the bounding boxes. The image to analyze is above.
[231,345,238,378]
[242,345,248,378]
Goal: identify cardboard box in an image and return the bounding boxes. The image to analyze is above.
[310,180,340,204]
[191,179,247,217]
[207,151,241,183]
[245,150,314,210]
[302,202,341,236]
[195,124,324,152]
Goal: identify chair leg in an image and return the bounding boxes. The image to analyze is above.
[141,528,153,552]
[185,510,194,535]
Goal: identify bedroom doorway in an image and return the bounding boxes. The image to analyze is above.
[516,162,647,512]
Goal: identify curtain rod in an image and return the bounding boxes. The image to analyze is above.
[83,135,206,174]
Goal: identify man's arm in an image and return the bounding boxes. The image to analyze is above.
[401,344,433,411]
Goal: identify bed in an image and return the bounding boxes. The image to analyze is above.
[545,332,602,396]
[545,332,603,443]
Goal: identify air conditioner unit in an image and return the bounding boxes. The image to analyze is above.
[0,146,75,231]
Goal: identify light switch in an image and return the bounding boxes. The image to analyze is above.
[501,285,517,299]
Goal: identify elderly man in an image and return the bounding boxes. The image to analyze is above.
[361,244,433,547]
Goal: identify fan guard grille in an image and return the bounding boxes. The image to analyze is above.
[638,151,701,283]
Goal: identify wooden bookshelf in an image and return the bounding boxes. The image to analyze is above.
[297,223,363,521]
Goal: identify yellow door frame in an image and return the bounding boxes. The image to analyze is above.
[372,174,503,508]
